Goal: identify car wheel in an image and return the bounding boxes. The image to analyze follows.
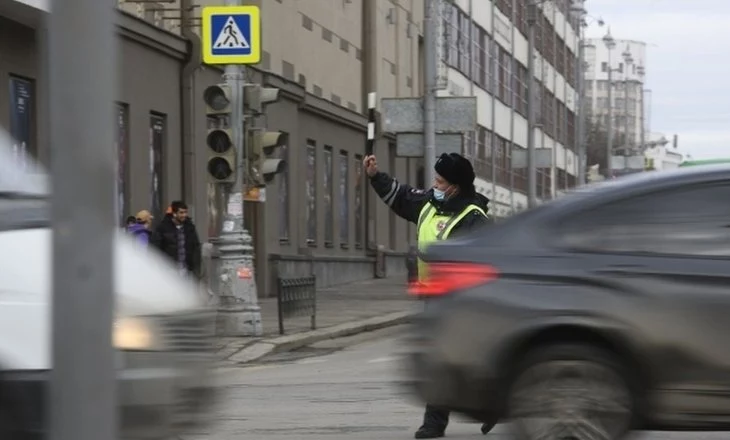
[507,344,634,440]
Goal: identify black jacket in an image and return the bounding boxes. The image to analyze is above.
[369,171,490,238]
[150,214,202,275]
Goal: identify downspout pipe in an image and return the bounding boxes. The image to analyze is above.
[180,0,201,212]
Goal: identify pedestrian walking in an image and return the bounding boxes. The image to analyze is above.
[364,152,493,439]
[126,209,153,247]
[150,200,202,278]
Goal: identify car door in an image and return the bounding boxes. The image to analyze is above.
[555,181,730,419]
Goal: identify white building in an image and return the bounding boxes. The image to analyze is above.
[438,0,582,218]
[583,36,648,148]
[644,132,684,170]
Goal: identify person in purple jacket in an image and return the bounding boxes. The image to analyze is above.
[126,209,153,247]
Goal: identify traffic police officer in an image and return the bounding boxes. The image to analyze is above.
[364,152,492,439]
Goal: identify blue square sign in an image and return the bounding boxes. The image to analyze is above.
[202,6,261,65]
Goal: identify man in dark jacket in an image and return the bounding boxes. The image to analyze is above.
[150,200,202,278]
[364,152,492,438]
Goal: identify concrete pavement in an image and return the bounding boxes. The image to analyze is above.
[186,327,728,440]
[216,276,421,364]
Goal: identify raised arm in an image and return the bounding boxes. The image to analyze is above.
[364,155,430,224]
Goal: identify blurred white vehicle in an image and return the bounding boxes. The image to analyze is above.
[0,129,217,439]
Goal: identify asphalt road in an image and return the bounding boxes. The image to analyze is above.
[183,326,727,440]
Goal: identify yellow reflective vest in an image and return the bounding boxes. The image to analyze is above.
[416,202,486,281]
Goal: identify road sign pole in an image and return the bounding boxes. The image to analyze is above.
[423,0,438,185]
[48,0,117,438]
[206,0,262,336]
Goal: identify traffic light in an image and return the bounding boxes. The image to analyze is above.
[204,84,236,183]
[244,84,280,115]
[203,84,233,115]
[249,131,288,184]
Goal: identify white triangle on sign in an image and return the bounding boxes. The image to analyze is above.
[213,16,250,50]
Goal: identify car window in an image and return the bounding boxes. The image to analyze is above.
[558,183,730,257]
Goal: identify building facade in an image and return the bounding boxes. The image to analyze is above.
[0,0,587,298]
[584,37,648,149]
[440,0,581,217]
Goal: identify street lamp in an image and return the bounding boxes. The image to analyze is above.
[602,29,616,178]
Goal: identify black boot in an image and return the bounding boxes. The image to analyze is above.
[414,425,445,439]
[481,421,495,434]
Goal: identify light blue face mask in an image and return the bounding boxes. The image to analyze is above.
[433,188,446,201]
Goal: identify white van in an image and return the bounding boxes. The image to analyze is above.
[0,138,217,438]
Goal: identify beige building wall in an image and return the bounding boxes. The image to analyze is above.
[117,0,424,109]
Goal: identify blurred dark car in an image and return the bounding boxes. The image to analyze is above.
[405,165,730,440]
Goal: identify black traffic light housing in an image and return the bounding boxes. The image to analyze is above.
[204,83,237,183]
[249,131,288,184]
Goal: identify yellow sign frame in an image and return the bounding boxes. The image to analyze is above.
[201,5,261,65]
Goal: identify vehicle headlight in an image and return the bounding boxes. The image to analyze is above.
[113,317,160,351]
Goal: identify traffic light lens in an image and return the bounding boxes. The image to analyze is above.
[207,130,232,153]
[203,87,230,111]
[207,157,233,180]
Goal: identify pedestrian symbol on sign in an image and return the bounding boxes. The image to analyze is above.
[213,16,250,50]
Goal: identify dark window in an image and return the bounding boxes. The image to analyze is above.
[115,103,130,225]
[560,184,730,257]
[8,75,36,168]
[278,139,290,242]
[306,141,317,245]
[354,154,364,248]
[149,113,166,219]
[497,46,511,104]
[324,146,333,247]
[339,151,349,248]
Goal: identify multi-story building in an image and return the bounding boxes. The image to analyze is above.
[0,0,585,297]
[583,36,648,149]
[439,0,582,217]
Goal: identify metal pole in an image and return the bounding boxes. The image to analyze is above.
[423,0,437,185]
[576,26,586,185]
[639,85,645,151]
[48,0,117,438]
[606,51,614,178]
[526,0,538,207]
[211,0,262,336]
[624,68,630,155]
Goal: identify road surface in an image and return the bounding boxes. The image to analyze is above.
[183,326,727,440]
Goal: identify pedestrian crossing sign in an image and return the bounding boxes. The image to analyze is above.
[202,5,261,65]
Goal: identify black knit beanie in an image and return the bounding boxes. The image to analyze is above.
[434,153,476,194]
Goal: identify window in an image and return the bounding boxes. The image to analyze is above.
[354,154,364,248]
[443,3,459,67]
[601,62,608,72]
[512,59,528,116]
[278,139,290,242]
[339,151,349,247]
[488,37,497,94]
[149,113,166,219]
[458,11,470,73]
[472,26,487,89]
[323,146,334,246]
[8,75,36,170]
[560,184,730,257]
[306,141,317,245]
[115,103,129,225]
[497,45,511,103]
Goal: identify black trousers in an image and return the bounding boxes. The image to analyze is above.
[422,404,449,430]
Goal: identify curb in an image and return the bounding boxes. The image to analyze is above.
[225,310,416,364]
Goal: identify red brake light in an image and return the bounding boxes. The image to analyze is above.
[408,263,498,297]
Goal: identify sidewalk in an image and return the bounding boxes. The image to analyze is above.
[215,275,420,364]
